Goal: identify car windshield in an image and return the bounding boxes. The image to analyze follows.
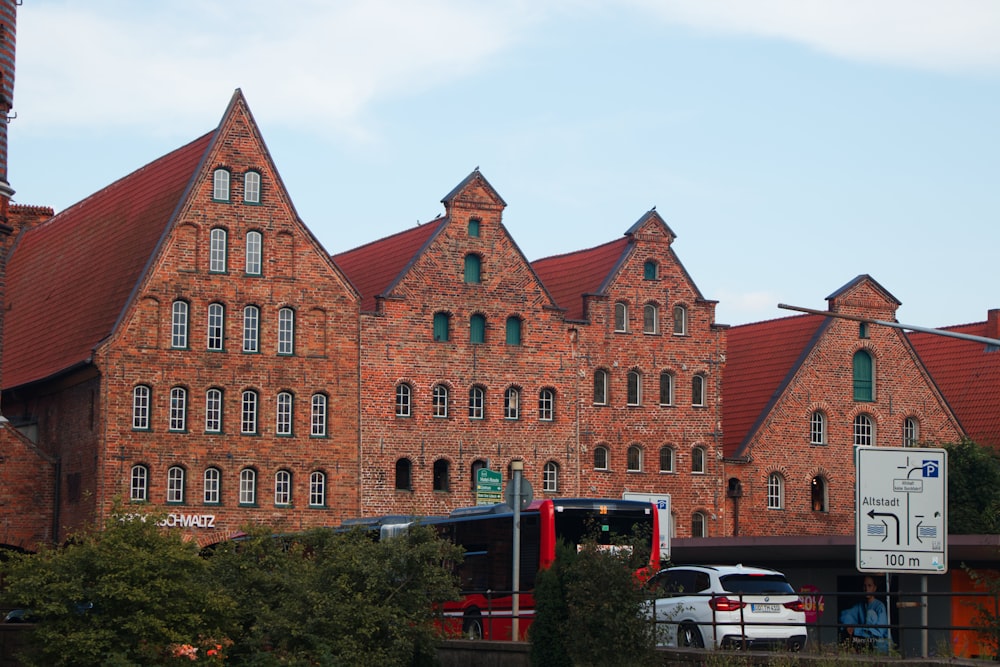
[719,574,794,595]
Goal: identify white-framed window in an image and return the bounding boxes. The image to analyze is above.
[810,411,827,445]
[241,390,258,434]
[203,468,221,504]
[692,374,706,407]
[469,386,485,420]
[210,228,228,273]
[205,388,223,433]
[659,372,674,406]
[309,471,326,507]
[767,473,785,509]
[243,305,260,353]
[167,466,185,503]
[691,511,707,537]
[239,468,256,505]
[673,304,687,335]
[538,388,555,421]
[432,384,449,418]
[171,300,189,348]
[169,386,187,432]
[311,394,328,436]
[593,446,609,471]
[614,302,628,332]
[543,461,559,492]
[244,171,261,204]
[643,303,659,334]
[659,447,674,473]
[133,385,151,430]
[903,417,919,447]
[593,369,609,405]
[278,307,295,355]
[130,464,148,502]
[395,383,412,417]
[691,446,706,473]
[627,370,642,406]
[276,391,293,435]
[854,414,874,446]
[245,230,262,275]
[274,469,292,506]
[207,302,225,351]
[212,168,230,201]
[504,387,520,420]
[627,445,642,473]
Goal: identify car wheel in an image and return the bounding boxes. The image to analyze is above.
[678,622,704,648]
[462,612,483,640]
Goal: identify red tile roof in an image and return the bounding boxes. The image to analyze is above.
[722,314,827,458]
[908,312,1000,448]
[3,132,214,389]
[531,237,630,321]
[333,218,447,312]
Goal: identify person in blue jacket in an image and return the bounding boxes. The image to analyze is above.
[840,575,890,653]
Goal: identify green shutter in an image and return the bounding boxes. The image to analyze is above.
[464,255,481,283]
[433,313,449,342]
[505,317,521,345]
[470,314,485,344]
[853,351,873,401]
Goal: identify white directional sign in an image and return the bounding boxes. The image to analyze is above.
[855,446,947,574]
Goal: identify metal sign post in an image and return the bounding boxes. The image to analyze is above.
[510,460,523,641]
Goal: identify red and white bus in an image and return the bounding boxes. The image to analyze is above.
[343,497,660,640]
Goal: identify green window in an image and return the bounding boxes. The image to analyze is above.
[505,316,522,345]
[464,254,481,283]
[433,312,450,342]
[470,314,486,344]
[853,350,873,401]
[644,260,658,280]
[468,218,481,237]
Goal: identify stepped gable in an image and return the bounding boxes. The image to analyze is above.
[3,131,214,390]
[722,313,828,458]
[909,309,1000,448]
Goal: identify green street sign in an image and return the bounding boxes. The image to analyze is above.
[476,468,503,505]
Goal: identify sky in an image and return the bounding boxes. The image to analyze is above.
[10,0,1000,328]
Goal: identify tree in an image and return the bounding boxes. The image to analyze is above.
[946,440,1000,534]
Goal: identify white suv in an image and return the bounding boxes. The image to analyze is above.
[645,564,807,651]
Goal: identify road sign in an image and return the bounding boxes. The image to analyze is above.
[475,468,502,505]
[505,477,533,510]
[855,446,947,574]
[622,492,670,561]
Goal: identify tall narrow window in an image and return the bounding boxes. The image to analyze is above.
[469,386,485,420]
[245,230,262,275]
[468,218,481,237]
[811,476,827,512]
[432,384,449,418]
[691,446,706,473]
[659,372,674,406]
[203,468,220,504]
[212,168,230,201]
[243,305,260,352]
[504,387,520,420]
[395,458,412,490]
[310,471,326,506]
[396,383,412,418]
[169,387,187,432]
[210,228,228,273]
[130,464,149,502]
[241,390,258,434]
[239,468,256,505]
[133,385,151,430]
[903,417,919,447]
[627,370,642,406]
[854,414,874,446]
[278,307,295,355]
[767,473,784,509]
[244,171,261,204]
[614,302,628,332]
[274,470,291,506]
[810,411,827,445]
[627,445,642,472]
[311,394,328,436]
[593,446,609,471]
[470,460,487,491]
[207,302,224,351]
[433,459,450,492]
[205,388,223,433]
[543,461,559,492]
[691,512,707,537]
[643,304,659,334]
[505,316,522,345]
[167,466,185,503]
[470,313,486,344]
[538,388,555,421]
[853,350,874,401]
[593,369,609,405]
[276,391,293,435]
[464,254,481,283]
[433,312,450,342]
[659,447,674,473]
[673,304,687,335]
[171,300,189,348]
[692,374,706,407]
[643,260,659,280]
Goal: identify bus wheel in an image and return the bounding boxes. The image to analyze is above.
[462,611,483,640]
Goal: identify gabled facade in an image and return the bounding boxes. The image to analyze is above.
[336,171,577,516]
[2,91,360,545]
[533,211,727,538]
[720,275,962,537]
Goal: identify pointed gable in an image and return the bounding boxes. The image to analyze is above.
[441,169,506,212]
[3,131,214,389]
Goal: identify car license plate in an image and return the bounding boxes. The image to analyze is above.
[751,603,780,613]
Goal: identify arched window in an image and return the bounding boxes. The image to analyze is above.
[593,446,609,471]
[243,305,260,352]
[673,304,687,335]
[433,384,449,418]
[810,411,827,445]
[433,459,450,492]
[505,316,522,345]
[627,445,642,472]
[276,391,294,435]
[203,467,221,504]
[853,350,874,401]
[310,393,328,436]
[470,459,487,491]
[395,383,412,418]
[811,476,828,512]
[463,254,482,283]
[659,447,674,473]
[274,469,292,506]
[310,471,326,507]
[207,302,225,351]
[659,372,674,406]
[212,168,230,201]
[691,512,707,537]
[627,370,642,406]
[643,303,659,334]
[210,228,227,272]
[132,385,151,430]
[504,387,520,420]
[614,302,628,332]
[130,464,149,502]
[395,458,412,491]
[643,260,659,280]
[543,461,559,492]
[239,468,257,505]
[167,466,185,503]
[691,446,706,473]
[171,300,189,348]
[767,473,785,509]
[245,230,262,275]
[468,386,485,420]
[593,369,609,405]
[205,388,223,433]
[169,386,187,432]
[433,312,451,342]
[278,307,295,355]
[241,390,258,434]
[244,171,261,204]
[903,417,919,447]
[470,313,486,344]
[854,414,874,446]
[538,388,555,421]
[692,374,706,407]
